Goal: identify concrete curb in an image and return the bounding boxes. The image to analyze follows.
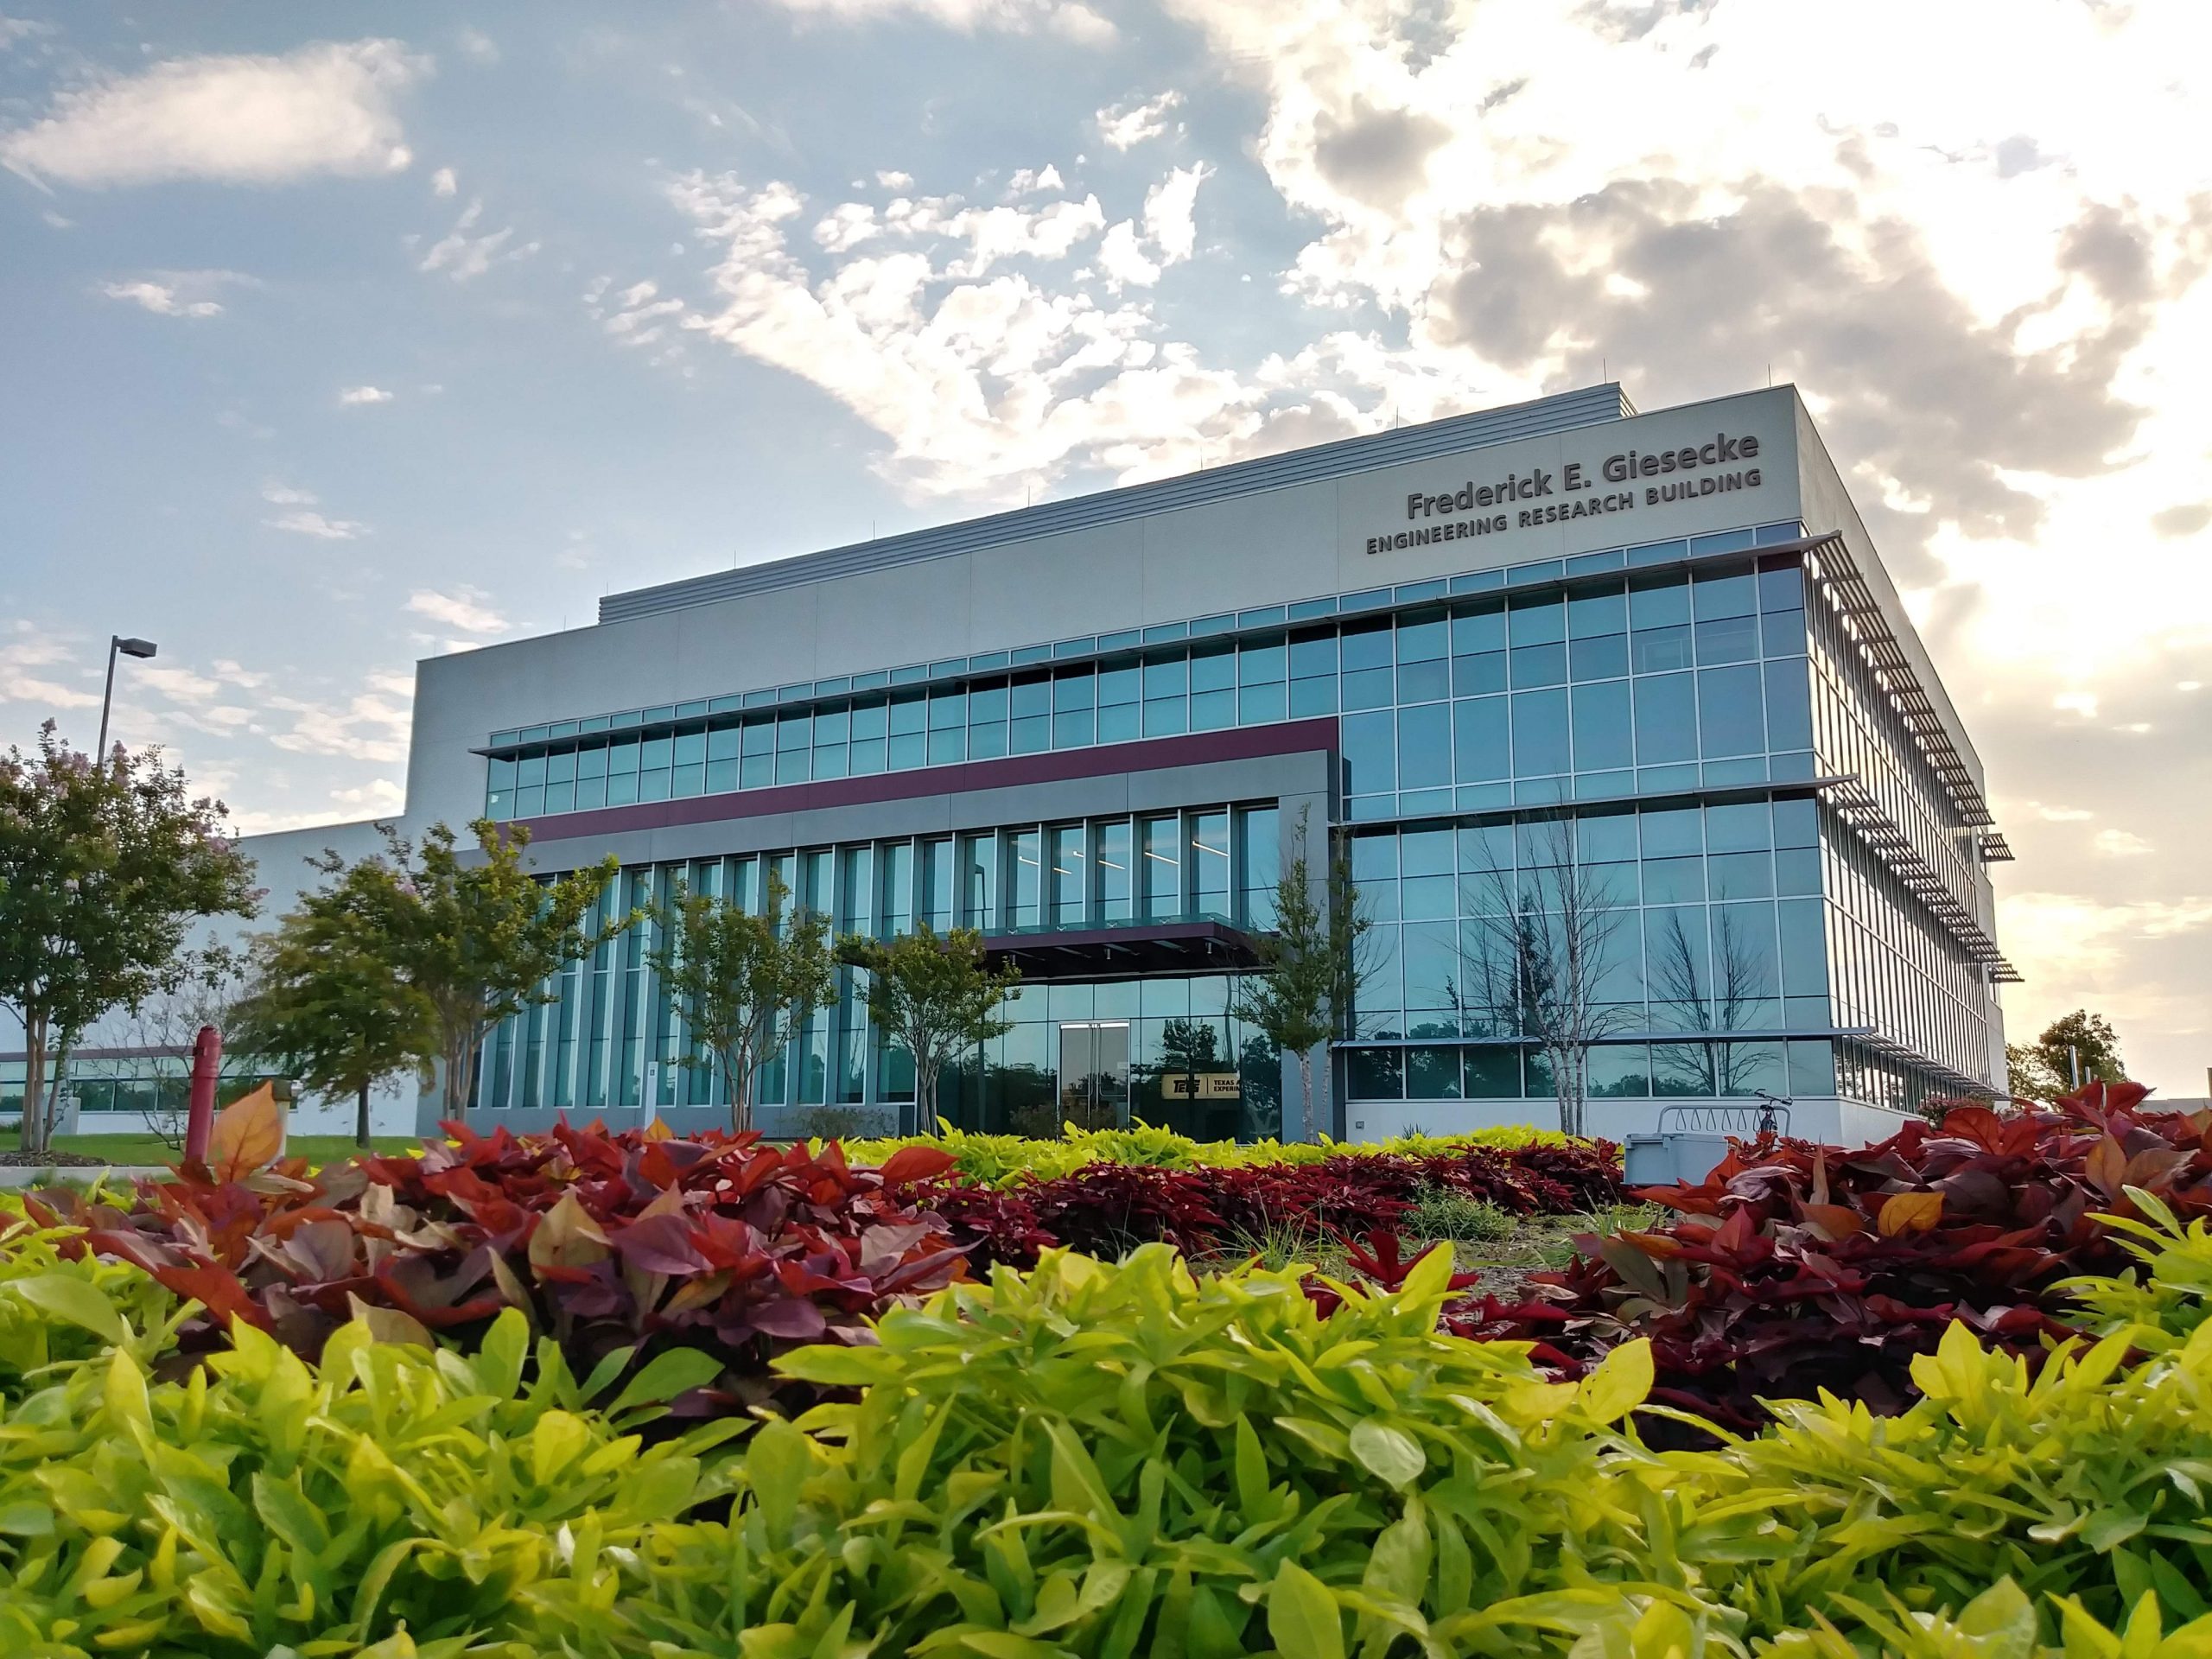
[0,1165,175,1188]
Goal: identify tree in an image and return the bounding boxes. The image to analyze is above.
[231,855,435,1147]
[125,957,257,1149]
[1229,808,1373,1143]
[648,870,835,1134]
[2005,1042,2063,1103]
[2009,1010,2126,1101]
[0,724,256,1153]
[838,924,1020,1135]
[1462,815,1636,1140]
[347,820,628,1122]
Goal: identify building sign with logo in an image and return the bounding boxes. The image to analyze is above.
[1163,1072,1243,1100]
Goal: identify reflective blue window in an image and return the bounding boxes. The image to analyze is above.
[1697,664,1765,757]
[1342,709,1396,795]
[1570,680,1632,772]
[1764,658,1814,749]
[1634,673,1697,765]
[1511,689,1570,776]
[1453,696,1510,783]
[1397,702,1452,791]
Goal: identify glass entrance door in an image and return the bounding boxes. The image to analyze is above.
[1058,1020,1131,1129]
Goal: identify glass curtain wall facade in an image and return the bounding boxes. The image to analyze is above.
[481,526,1810,823]
[468,516,2002,1133]
[475,804,1281,1138]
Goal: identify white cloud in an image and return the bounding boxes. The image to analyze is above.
[2094,828,2155,857]
[0,16,57,50]
[338,384,393,405]
[430,164,457,197]
[671,172,1306,499]
[1096,219,1161,288]
[761,0,1113,44]
[1142,162,1210,264]
[261,481,318,505]
[455,27,499,65]
[1007,163,1065,196]
[417,197,539,281]
[586,276,688,353]
[406,588,509,634]
[1096,90,1182,150]
[265,688,410,764]
[0,632,97,710]
[100,279,222,318]
[2024,801,2095,823]
[0,39,423,188]
[332,778,405,814]
[875,169,913,190]
[265,510,367,540]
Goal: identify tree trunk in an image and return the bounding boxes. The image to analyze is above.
[728,1054,750,1137]
[1296,1047,1317,1144]
[41,1034,74,1153]
[915,1058,938,1138]
[18,1009,47,1154]
[356,1079,372,1148]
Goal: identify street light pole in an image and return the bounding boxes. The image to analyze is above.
[95,634,157,758]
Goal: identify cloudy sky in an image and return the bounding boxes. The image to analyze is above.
[1,1,2206,1093]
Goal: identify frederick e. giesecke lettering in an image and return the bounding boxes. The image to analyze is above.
[1364,431,1764,556]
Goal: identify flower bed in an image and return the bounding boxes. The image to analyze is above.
[5,1183,2212,1656]
[28,1121,1619,1402]
[1461,1081,2212,1428]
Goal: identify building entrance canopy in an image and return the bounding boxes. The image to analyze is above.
[983,919,1263,982]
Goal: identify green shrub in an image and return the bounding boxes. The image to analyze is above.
[1682,1303,2212,1635]
[2062,1187,2212,1351]
[0,1193,174,1401]
[834,1121,1573,1187]
[0,1299,738,1656]
[535,1243,1674,1656]
[1404,1185,1517,1244]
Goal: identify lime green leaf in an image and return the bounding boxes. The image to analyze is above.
[9,1273,130,1346]
[1267,1560,1345,1659]
[1347,1418,1425,1489]
[607,1346,724,1415]
[1575,1338,1653,1426]
[579,1343,637,1402]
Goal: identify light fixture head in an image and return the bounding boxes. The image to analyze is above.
[117,637,157,659]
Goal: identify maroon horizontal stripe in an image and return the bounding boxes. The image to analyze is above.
[515,717,1338,844]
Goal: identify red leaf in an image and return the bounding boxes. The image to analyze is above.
[611,1213,711,1276]
[876,1145,959,1188]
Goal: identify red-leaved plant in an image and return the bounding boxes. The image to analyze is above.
[1456,1082,2212,1431]
[38,1121,969,1410]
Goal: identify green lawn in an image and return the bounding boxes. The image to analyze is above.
[0,1129,423,1167]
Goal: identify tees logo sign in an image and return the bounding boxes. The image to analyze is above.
[1364,431,1766,556]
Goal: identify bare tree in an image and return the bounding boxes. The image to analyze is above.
[1460,815,1636,1139]
[125,957,257,1149]
[1647,905,1770,1096]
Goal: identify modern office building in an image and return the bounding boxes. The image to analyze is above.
[6,383,2016,1145]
